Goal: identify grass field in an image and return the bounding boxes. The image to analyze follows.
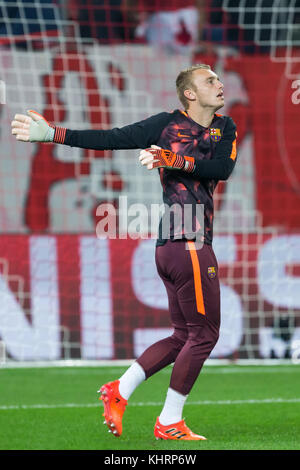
[0,363,300,452]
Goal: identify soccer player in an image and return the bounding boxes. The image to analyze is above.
[11,64,237,441]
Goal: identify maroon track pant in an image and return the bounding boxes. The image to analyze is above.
[137,239,220,396]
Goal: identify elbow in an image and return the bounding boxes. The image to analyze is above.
[219,170,233,181]
[219,161,236,181]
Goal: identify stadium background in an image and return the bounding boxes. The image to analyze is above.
[0,0,300,364]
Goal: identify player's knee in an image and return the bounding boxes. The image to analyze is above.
[170,326,188,349]
[188,323,219,354]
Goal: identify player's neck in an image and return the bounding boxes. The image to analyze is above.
[186,107,215,128]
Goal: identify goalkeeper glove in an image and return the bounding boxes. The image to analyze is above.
[11,110,66,143]
[139,146,195,173]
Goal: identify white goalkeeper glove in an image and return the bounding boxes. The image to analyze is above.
[11,110,55,142]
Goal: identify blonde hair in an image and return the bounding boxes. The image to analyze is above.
[176,64,211,109]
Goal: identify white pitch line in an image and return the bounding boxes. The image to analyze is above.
[1,397,300,411]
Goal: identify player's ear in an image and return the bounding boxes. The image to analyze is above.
[183,88,196,102]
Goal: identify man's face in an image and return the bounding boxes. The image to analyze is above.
[186,69,224,111]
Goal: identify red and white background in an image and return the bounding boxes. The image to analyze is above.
[0,1,300,362]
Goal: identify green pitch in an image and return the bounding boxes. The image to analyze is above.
[0,363,300,451]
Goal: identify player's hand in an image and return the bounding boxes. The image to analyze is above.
[139,145,195,172]
[11,110,54,142]
[139,145,162,170]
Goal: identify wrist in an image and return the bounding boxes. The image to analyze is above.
[172,153,195,173]
[45,126,55,142]
[182,155,195,173]
[52,126,67,144]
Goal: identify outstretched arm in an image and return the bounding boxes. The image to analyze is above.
[11,109,174,150]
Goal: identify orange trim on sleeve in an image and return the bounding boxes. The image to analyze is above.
[187,241,206,315]
[230,138,237,161]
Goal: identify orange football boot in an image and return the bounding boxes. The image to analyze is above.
[98,380,127,437]
[154,417,206,441]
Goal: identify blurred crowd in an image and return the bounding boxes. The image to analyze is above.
[1,0,300,54]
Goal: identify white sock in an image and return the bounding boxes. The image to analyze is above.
[118,361,146,400]
[159,388,188,426]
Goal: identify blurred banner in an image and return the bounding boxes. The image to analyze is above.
[0,233,300,361]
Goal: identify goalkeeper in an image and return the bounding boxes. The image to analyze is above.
[11,64,237,441]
